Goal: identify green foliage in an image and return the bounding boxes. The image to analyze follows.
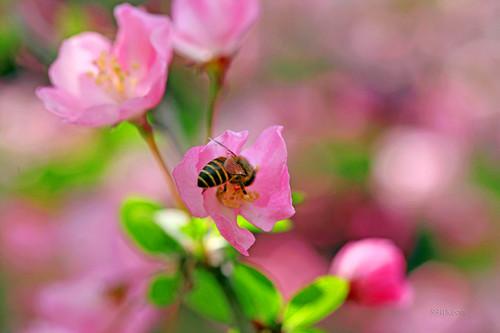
[120,197,183,255]
[292,191,306,206]
[166,64,206,147]
[148,272,182,307]
[56,4,91,38]
[0,19,20,76]
[283,276,349,331]
[12,123,138,202]
[184,267,232,324]
[327,142,371,184]
[231,263,282,325]
[407,228,437,272]
[290,329,327,333]
[471,153,500,200]
[237,216,293,234]
[181,217,211,241]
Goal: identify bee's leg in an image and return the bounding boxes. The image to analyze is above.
[222,183,227,193]
[202,188,207,194]
[239,183,248,195]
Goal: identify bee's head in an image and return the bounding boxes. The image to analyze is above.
[235,157,254,175]
[235,157,256,186]
[226,156,256,186]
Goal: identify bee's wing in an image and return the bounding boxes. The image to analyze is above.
[224,158,245,175]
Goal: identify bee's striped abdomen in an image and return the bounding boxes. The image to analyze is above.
[197,157,228,188]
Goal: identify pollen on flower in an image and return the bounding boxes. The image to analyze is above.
[104,282,128,306]
[216,184,259,209]
[87,51,137,101]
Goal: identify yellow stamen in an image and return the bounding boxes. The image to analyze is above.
[216,184,258,209]
[87,51,138,101]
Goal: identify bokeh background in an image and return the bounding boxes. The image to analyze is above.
[1,0,500,332]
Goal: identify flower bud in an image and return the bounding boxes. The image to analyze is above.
[330,238,411,306]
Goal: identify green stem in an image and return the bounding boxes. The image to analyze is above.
[214,268,254,333]
[134,115,186,211]
[206,70,223,140]
[205,57,230,140]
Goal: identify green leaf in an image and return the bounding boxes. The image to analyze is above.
[292,191,306,205]
[283,276,349,330]
[181,217,210,241]
[237,216,293,233]
[56,4,91,38]
[148,273,182,307]
[272,219,294,233]
[407,228,437,272]
[471,152,500,199]
[290,329,327,333]
[231,264,282,325]
[184,267,231,323]
[12,124,138,202]
[166,64,206,146]
[120,197,183,255]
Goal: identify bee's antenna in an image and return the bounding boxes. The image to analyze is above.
[208,137,237,156]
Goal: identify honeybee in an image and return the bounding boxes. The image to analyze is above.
[197,139,256,195]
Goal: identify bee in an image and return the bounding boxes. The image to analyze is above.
[197,139,256,195]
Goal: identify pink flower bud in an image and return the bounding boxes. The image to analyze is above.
[330,238,411,306]
[37,4,172,127]
[172,0,260,63]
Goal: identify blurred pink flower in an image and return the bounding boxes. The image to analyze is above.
[368,263,470,333]
[0,200,57,272]
[29,192,165,333]
[330,238,411,306]
[329,263,471,333]
[372,127,464,210]
[173,126,295,255]
[23,321,74,333]
[0,78,92,161]
[36,4,172,127]
[426,190,492,249]
[172,0,260,63]
[246,233,328,299]
[57,193,162,275]
[36,270,160,333]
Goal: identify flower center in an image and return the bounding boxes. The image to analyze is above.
[104,282,128,306]
[88,51,138,101]
[216,184,259,209]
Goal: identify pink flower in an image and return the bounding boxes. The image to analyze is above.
[171,0,260,63]
[330,238,411,306]
[36,270,160,333]
[246,233,329,299]
[23,321,74,333]
[173,126,295,255]
[36,4,172,127]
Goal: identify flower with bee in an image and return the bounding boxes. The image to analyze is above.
[173,126,295,255]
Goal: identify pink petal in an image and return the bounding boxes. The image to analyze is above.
[72,104,121,127]
[37,84,120,127]
[172,146,207,217]
[240,126,295,231]
[196,129,249,170]
[119,22,172,120]
[49,32,111,97]
[36,87,83,122]
[203,189,255,255]
[77,74,117,108]
[113,4,172,119]
[113,4,171,78]
[172,0,259,62]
